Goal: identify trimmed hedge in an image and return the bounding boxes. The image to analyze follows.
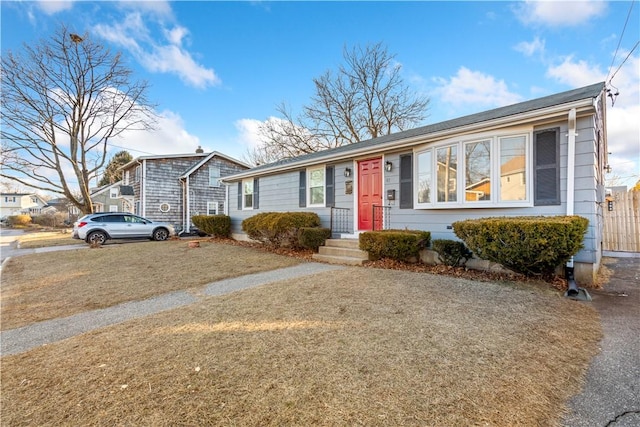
[453,215,589,277]
[298,227,331,251]
[242,212,321,247]
[192,215,231,238]
[432,239,473,267]
[359,229,431,262]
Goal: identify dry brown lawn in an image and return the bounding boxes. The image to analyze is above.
[0,240,301,330]
[15,230,82,249]
[1,268,601,426]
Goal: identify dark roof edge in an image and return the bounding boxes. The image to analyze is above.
[223,82,605,181]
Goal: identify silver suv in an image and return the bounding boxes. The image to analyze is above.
[72,213,175,244]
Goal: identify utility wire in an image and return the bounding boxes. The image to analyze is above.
[605,0,636,83]
[608,40,640,83]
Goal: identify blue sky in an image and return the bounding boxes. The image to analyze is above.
[2,0,639,188]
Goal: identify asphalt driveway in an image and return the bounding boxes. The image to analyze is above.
[563,255,640,427]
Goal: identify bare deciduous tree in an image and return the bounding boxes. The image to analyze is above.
[1,25,155,214]
[247,42,429,165]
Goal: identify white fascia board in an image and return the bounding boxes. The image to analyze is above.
[222,98,597,182]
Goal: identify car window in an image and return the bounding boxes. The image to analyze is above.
[104,215,125,223]
[124,215,145,224]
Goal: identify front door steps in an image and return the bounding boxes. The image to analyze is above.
[312,239,369,266]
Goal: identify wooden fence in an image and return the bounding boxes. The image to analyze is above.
[603,191,640,252]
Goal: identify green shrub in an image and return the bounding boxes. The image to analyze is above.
[298,227,331,251]
[453,216,589,277]
[431,239,473,267]
[7,214,32,227]
[359,229,431,262]
[192,215,231,238]
[242,212,321,247]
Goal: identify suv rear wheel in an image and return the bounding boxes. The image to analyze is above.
[87,231,107,245]
[153,228,170,241]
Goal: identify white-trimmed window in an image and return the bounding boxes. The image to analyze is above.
[109,205,118,212]
[109,188,118,199]
[243,179,254,210]
[307,166,325,207]
[415,131,530,208]
[209,166,221,187]
[124,170,130,185]
[207,202,218,215]
[134,166,141,182]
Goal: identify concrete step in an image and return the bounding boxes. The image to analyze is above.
[312,238,369,266]
[312,253,367,266]
[324,238,360,249]
[317,245,369,259]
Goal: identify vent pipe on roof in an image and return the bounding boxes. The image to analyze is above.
[196,146,204,154]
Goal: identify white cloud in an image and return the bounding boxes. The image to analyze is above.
[515,0,607,27]
[110,109,202,157]
[36,1,73,15]
[514,36,546,57]
[546,53,639,187]
[94,12,220,89]
[546,55,606,86]
[433,67,523,110]
[234,118,265,150]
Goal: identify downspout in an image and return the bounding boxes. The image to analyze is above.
[565,108,580,297]
[185,175,191,233]
[178,177,186,236]
[141,159,147,217]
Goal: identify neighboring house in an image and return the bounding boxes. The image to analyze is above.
[120,149,249,233]
[44,198,82,219]
[222,82,608,285]
[0,193,48,218]
[90,181,135,213]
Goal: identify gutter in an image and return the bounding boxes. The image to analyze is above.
[221,98,597,183]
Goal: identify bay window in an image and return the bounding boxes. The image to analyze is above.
[415,132,530,208]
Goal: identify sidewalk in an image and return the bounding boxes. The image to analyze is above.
[0,262,345,356]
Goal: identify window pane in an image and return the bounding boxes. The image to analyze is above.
[500,136,526,201]
[417,151,431,203]
[209,166,220,187]
[465,140,491,201]
[309,169,324,187]
[308,168,325,205]
[310,187,324,205]
[437,146,457,202]
[243,180,254,209]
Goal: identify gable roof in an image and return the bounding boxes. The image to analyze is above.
[120,151,249,172]
[223,82,605,182]
[180,151,250,179]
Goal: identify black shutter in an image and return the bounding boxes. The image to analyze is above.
[253,178,259,209]
[399,154,413,209]
[534,128,561,206]
[299,170,306,207]
[325,166,335,207]
[237,182,242,210]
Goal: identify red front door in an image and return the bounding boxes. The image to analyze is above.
[358,158,383,230]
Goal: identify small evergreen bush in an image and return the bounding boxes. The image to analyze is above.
[298,227,331,251]
[453,215,589,277]
[242,212,321,247]
[192,215,231,238]
[431,239,473,267]
[359,229,431,262]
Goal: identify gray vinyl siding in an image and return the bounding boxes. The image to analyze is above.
[228,115,603,266]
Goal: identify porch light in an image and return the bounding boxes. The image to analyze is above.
[344,167,352,177]
[385,161,393,172]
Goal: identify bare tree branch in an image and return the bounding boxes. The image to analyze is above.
[1,24,155,214]
[247,42,430,165]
